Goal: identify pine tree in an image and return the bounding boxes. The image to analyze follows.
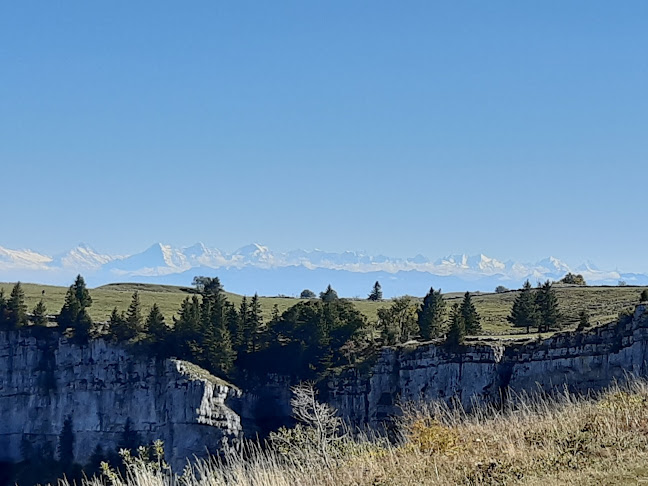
[507,280,538,334]
[235,296,248,354]
[58,416,74,467]
[368,281,383,301]
[446,303,466,347]
[146,303,167,343]
[125,291,143,334]
[32,299,48,326]
[6,282,28,329]
[577,309,590,331]
[247,293,263,353]
[641,289,648,302]
[417,287,446,340]
[460,292,482,335]
[536,280,561,332]
[0,289,7,328]
[58,275,93,340]
[319,285,339,302]
[72,274,92,309]
[108,307,134,342]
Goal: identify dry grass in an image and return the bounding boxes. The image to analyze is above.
[76,380,648,486]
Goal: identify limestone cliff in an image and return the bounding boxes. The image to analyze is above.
[328,304,648,427]
[2,305,647,470]
[0,330,241,469]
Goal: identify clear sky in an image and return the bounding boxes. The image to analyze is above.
[1,1,646,271]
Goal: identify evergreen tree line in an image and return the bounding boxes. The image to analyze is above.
[507,280,561,333]
[0,281,48,330]
[377,289,482,347]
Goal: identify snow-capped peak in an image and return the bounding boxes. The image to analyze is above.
[52,243,114,270]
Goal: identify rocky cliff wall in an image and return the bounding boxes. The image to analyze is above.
[328,304,648,427]
[0,331,241,470]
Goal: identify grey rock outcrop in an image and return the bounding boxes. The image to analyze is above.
[328,304,648,427]
[0,331,241,469]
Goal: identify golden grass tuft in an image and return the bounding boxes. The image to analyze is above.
[74,380,648,486]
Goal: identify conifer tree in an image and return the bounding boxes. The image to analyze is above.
[459,292,482,335]
[536,280,561,332]
[320,285,339,302]
[32,299,48,326]
[146,304,167,343]
[246,293,263,353]
[0,289,7,328]
[58,416,74,467]
[417,287,446,339]
[446,303,466,347]
[125,291,143,333]
[507,280,538,334]
[6,282,28,329]
[368,281,383,301]
[225,302,240,349]
[641,289,648,302]
[108,307,133,342]
[235,296,248,354]
[577,309,590,331]
[58,275,93,340]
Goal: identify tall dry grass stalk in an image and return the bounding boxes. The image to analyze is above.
[77,380,648,486]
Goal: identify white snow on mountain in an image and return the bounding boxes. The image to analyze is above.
[51,243,115,270]
[0,246,51,269]
[0,242,646,290]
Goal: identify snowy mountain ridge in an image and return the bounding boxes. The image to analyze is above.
[0,242,645,294]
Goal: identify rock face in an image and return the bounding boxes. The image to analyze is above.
[2,305,647,470]
[0,331,241,469]
[328,304,648,427]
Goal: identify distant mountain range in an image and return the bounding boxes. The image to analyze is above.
[1,242,646,297]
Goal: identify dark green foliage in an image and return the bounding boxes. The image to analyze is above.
[5,282,28,329]
[560,273,587,286]
[641,289,648,302]
[507,280,538,333]
[144,304,169,346]
[125,291,143,333]
[460,292,482,335]
[0,289,7,327]
[377,297,418,344]
[57,416,74,467]
[319,285,339,302]
[446,303,466,347]
[495,285,509,293]
[368,281,383,301]
[32,299,48,326]
[244,293,263,353]
[576,309,591,331]
[417,287,446,340]
[58,275,93,340]
[108,307,135,342]
[536,280,561,332]
[271,298,365,376]
[300,289,316,299]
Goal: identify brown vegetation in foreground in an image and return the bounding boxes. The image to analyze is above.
[77,380,648,486]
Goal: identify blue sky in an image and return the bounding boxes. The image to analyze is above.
[0,1,646,271]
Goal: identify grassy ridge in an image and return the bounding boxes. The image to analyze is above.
[1,281,646,336]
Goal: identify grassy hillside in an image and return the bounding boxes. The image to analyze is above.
[1,281,646,336]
